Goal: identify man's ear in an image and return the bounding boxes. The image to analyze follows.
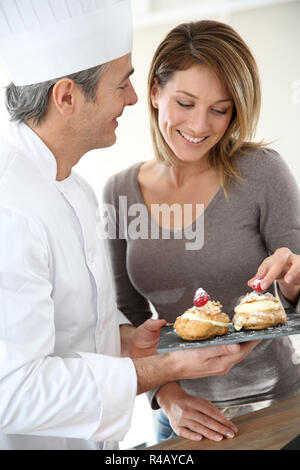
[51,79,78,116]
[150,76,160,109]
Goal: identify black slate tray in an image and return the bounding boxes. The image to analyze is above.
[158,308,300,354]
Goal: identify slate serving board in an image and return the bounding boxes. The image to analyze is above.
[158,308,300,354]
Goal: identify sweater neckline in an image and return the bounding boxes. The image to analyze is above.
[132,161,223,233]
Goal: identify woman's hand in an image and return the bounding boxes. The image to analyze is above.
[248,247,300,304]
[156,383,238,442]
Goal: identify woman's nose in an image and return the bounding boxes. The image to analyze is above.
[188,110,211,135]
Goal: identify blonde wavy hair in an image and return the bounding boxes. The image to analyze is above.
[148,20,265,193]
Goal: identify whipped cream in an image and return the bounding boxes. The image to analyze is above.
[233,311,277,331]
[234,300,280,315]
[180,312,229,328]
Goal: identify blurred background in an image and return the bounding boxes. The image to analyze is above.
[76,0,300,197]
[0,0,299,449]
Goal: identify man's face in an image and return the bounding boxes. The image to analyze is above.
[74,53,137,152]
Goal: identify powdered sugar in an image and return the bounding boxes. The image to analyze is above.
[240,291,275,304]
[250,278,264,291]
[193,288,211,307]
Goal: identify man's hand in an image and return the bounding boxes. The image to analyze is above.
[133,339,261,395]
[171,339,260,381]
[130,318,167,358]
[120,319,167,358]
[121,319,261,396]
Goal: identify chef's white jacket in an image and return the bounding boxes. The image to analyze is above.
[0,121,137,450]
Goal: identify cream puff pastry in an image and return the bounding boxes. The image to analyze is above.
[174,289,230,341]
[232,292,286,331]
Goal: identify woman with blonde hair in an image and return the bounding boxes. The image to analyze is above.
[104,20,300,442]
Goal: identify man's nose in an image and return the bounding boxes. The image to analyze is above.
[126,80,138,106]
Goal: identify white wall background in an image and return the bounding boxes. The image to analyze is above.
[0,1,299,198]
[75,0,300,202]
[0,0,299,449]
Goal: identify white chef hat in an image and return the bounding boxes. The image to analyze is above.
[0,0,133,86]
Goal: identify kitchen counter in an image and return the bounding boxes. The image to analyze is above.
[146,393,300,450]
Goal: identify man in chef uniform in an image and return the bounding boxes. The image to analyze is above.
[0,0,258,450]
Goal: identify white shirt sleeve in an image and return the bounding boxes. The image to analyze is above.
[78,352,137,441]
[118,310,133,325]
[0,207,136,441]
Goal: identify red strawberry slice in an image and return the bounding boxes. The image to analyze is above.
[193,288,211,307]
[250,278,264,292]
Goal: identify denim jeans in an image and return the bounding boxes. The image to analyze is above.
[157,409,178,443]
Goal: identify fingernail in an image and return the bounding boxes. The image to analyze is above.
[285,274,293,283]
[214,434,223,441]
[226,431,235,438]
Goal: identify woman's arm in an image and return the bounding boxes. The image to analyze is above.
[251,149,300,306]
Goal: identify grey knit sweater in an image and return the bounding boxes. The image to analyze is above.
[103,148,300,408]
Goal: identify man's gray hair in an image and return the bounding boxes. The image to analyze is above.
[5,63,108,125]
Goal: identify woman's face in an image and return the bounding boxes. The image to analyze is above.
[151,65,233,164]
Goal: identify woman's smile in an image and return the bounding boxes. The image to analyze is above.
[177,129,209,145]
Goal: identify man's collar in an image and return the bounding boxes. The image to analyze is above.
[4,120,58,181]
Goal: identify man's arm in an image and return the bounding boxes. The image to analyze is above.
[120,319,260,395]
[132,341,259,395]
[0,209,136,442]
